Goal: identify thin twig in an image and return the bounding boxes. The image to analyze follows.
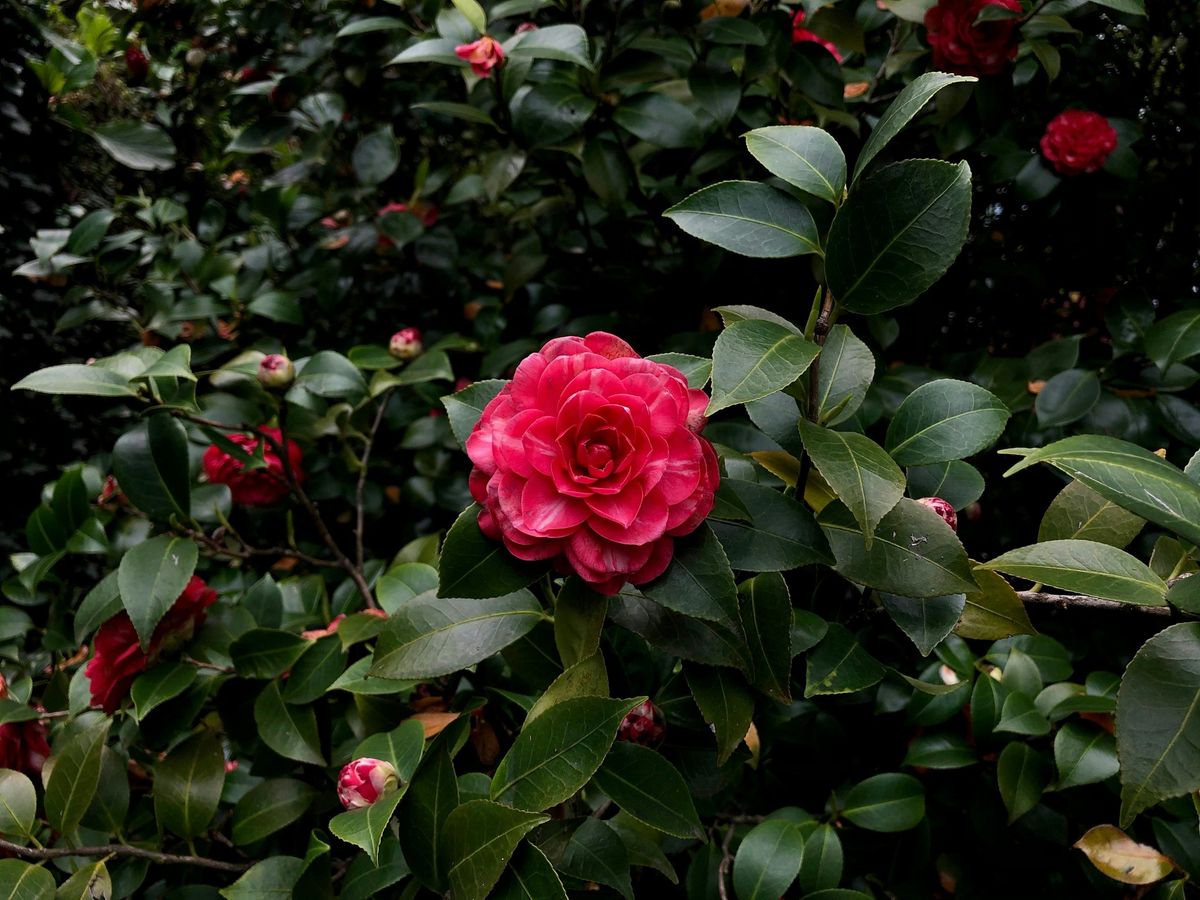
[798,291,836,494]
[182,656,235,674]
[716,823,737,900]
[356,392,392,572]
[1018,591,1173,617]
[0,838,251,874]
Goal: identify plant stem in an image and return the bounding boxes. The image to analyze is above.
[356,391,392,572]
[1017,590,1173,616]
[0,837,251,874]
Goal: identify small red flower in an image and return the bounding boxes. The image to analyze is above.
[454,35,505,78]
[202,428,303,507]
[85,576,218,714]
[1039,110,1118,176]
[791,10,843,63]
[617,700,666,747]
[917,497,958,532]
[125,45,149,81]
[924,0,1022,77]
[0,676,50,777]
[337,758,399,809]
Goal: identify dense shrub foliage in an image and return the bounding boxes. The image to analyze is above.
[2,0,1199,898]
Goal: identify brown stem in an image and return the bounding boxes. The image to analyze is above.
[182,655,235,674]
[716,823,737,900]
[1018,591,1174,617]
[0,837,250,874]
[356,392,392,572]
[180,524,340,569]
[798,291,836,494]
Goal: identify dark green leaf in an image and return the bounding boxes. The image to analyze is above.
[353,719,426,781]
[1055,721,1119,790]
[981,540,1167,606]
[330,790,405,865]
[112,416,191,522]
[13,364,136,397]
[841,773,925,831]
[731,819,804,900]
[610,590,750,668]
[232,778,319,845]
[493,844,567,900]
[154,732,224,838]
[685,663,755,765]
[553,577,606,668]
[93,121,175,171]
[744,125,846,204]
[130,662,197,721]
[805,623,885,697]
[117,535,199,649]
[443,380,508,449]
[816,324,874,426]
[710,480,833,571]
[253,681,325,765]
[45,717,110,835]
[230,629,311,679]
[797,824,843,893]
[353,127,399,185]
[642,525,739,628]
[438,504,546,598]
[614,94,703,148]
[440,800,548,900]
[508,24,591,67]
[885,379,1010,466]
[1035,369,1102,427]
[592,742,703,839]
[738,572,794,700]
[1145,309,1200,371]
[881,593,965,656]
[799,422,905,545]
[997,743,1051,823]
[665,181,820,258]
[398,748,459,891]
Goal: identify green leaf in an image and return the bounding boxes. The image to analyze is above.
[956,567,1036,640]
[1035,369,1102,427]
[592,742,703,839]
[232,778,319,845]
[1038,480,1145,548]
[841,773,925,831]
[508,24,591,68]
[710,480,833,571]
[610,590,750,668]
[1117,623,1200,823]
[738,572,794,700]
[819,498,976,598]
[130,662,197,721]
[881,593,965,656]
[996,692,1051,736]
[376,562,439,614]
[352,719,426,781]
[1167,576,1200,616]
[1145,309,1200,371]
[440,800,549,900]
[614,94,703,149]
[828,160,972,314]
[885,379,1010,466]
[443,380,507,449]
[253,681,325,765]
[664,182,821,259]
[74,571,121,644]
[805,623,886,697]
[281,635,346,703]
[0,769,36,838]
[642,525,739,628]
[12,364,137,397]
[413,101,498,127]
[981,540,1167,606]
[997,743,1051,823]
[799,421,904,546]
[438,504,545,599]
[154,731,224,838]
[902,734,977,769]
[553,577,606,668]
[330,789,405,866]
[92,121,176,171]
[112,416,191,523]
[230,629,311,680]
[709,320,820,415]
[798,824,842,893]
[685,663,755,765]
[336,16,409,37]
[744,125,846,204]
[554,818,634,898]
[1055,721,1119,790]
[80,747,128,834]
[491,696,644,811]
[398,748,459,891]
[852,72,977,182]
[731,819,804,900]
[907,460,985,511]
[452,0,487,32]
[494,844,568,900]
[219,857,308,900]
[526,653,608,722]
[1086,0,1145,12]
[45,717,109,835]
[0,860,55,900]
[54,861,111,900]
[815,325,874,426]
[117,535,199,649]
[353,126,399,186]
[371,589,542,679]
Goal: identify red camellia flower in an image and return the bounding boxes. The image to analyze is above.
[792,10,843,63]
[337,758,399,809]
[0,675,50,777]
[466,332,719,595]
[617,700,666,747]
[1039,110,1118,176]
[202,427,303,507]
[454,35,505,78]
[85,576,218,714]
[378,201,438,228]
[125,44,149,81]
[924,0,1022,77]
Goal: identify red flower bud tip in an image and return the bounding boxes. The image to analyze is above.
[924,0,1021,77]
[125,45,149,80]
[1040,110,1118,176]
[515,22,538,33]
[337,758,399,809]
[97,474,125,506]
[454,35,505,78]
[257,354,295,390]
[617,700,666,747]
[791,10,843,62]
[225,759,240,773]
[917,497,958,532]
[389,327,424,361]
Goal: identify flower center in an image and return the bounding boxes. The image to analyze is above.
[576,427,618,478]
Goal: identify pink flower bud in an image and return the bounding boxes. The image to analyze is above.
[454,35,505,78]
[515,22,538,33]
[917,497,958,533]
[617,700,666,747]
[389,327,424,361]
[337,758,399,809]
[257,354,295,389]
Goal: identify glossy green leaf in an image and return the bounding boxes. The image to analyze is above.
[440,800,548,900]
[398,747,459,891]
[956,567,1036,640]
[45,717,110,835]
[508,24,591,68]
[1055,721,1119,790]
[112,416,191,522]
[13,364,137,397]
[592,742,703,839]
[442,380,507,449]
[54,861,111,900]
[353,719,426,781]
[744,125,846,204]
[230,629,310,680]
[352,126,399,185]
[981,539,1167,606]
[232,778,319,845]
[1036,369,1102,427]
[610,589,750,668]
[0,769,36,838]
[493,843,568,900]
[92,121,176,171]
[1145,309,1200,372]
[841,773,925,831]
[281,635,346,703]
[997,743,1051,823]
[614,94,703,149]
[708,319,820,415]
[738,572,794,700]
[130,662,197,721]
[731,819,804,900]
[219,856,308,900]
[902,734,976,769]
[375,562,439,614]
[797,824,843,893]
[885,379,1010,466]
[907,460,985,511]
[451,0,487,33]
[805,623,886,697]
[0,860,54,900]
[253,681,325,765]
[154,731,224,838]
[552,818,633,899]
[553,577,606,668]
[881,593,965,656]
[799,421,904,546]
[491,696,643,811]
[1038,480,1145,548]
[642,524,739,627]
[526,652,607,723]
[117,535,199,649]
[330,789,405,865]
[665,181,821,258]
[710,480,833,571]
[815,324,874,426]
[438,504,546,598]
[685,663,755,765]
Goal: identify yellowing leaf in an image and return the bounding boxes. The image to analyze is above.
[1074,825,1174,885]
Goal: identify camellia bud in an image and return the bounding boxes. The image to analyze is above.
[337,758,399,810]
[257,354,295,390]
[389,327,423,361]
[617,700,666,747]
[917,497,957,533]
[125,45,149,81]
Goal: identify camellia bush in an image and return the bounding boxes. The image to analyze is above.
[4,0,1200,898]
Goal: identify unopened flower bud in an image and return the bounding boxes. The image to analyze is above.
[617,700,666,747]
[917,497,957,533]
[389,327,423,361]
[337,758,399,809]
[257,354,295,389]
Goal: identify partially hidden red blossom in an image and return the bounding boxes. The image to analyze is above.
[389,327,424,361]
[917,496,958,533]
[85,576,218,714]
[466,332,719,595]
[1039,110,1118,176]
[0,675,50,777]
[791,10,843,62]
[378,201,438,228]
[202,427,303,507]
[924,0,1022,77]
[617,700,666,747]
[125,45,149,81]
[455,35,505,78]
[337,758,399,809]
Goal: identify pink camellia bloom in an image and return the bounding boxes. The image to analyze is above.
[454,35,505,78]
[202,428,303,507]
[1039,110,1118,176]
[924,0,1022,77]
[257,354,295,390]
[617,700,666,747]
[466,332,719,595]
[389,327,424,361]
[337,758,399,809]
[917,497,958,533]
[791,10,843,62]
